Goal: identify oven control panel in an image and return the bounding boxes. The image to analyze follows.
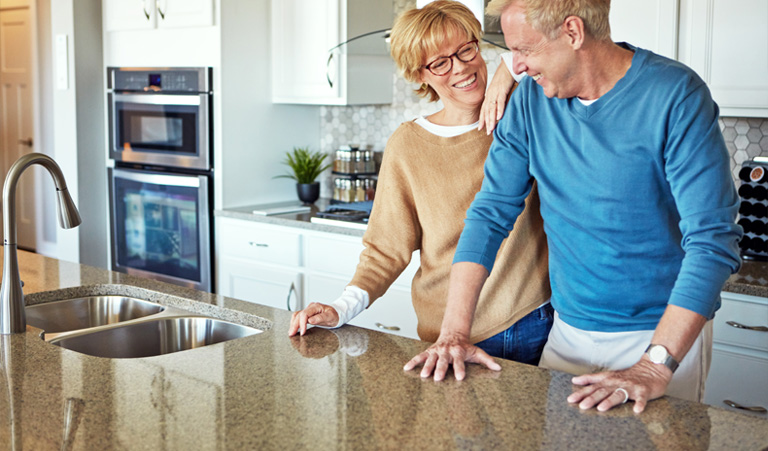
[109,67,211,93]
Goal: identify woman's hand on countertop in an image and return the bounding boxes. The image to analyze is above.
[288,302,340,336]
[403,331,501,381]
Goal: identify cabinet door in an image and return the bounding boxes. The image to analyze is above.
[218,257,303,311]
[103,0,156,31]
[704,345,768,417]
[271,0,341,103]
[679,0,768,117]
[610,0,678,59]
[156,0,214,29]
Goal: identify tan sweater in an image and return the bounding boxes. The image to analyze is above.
[350,121,550,343]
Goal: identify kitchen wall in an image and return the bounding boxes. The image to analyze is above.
[318,0,767,187]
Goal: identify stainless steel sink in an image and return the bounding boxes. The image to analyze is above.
[48,317,262,358]
[26,295,166,333]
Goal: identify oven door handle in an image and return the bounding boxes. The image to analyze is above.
[112,168,203,188]
[113,93,204,106]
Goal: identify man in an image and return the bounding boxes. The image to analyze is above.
[404,0,742,414]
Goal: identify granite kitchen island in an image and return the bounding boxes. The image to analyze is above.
[2,249,767,450]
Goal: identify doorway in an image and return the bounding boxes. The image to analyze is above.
[0,0,36,251]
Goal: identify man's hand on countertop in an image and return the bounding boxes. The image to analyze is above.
[567,355,673,413]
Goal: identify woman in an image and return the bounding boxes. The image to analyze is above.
[289,1,551,370]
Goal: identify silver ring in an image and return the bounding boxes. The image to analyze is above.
[614,387,629,404]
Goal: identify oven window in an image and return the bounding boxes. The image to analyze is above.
[114,174,202,283]
[117,103,198,154]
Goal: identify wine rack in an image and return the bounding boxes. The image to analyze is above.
[738,159,768,260]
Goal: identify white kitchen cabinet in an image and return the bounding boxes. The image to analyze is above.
[678,0,768,117]
[216,218,304,311]
[609,0,679,59]
[104,0,214,32]
[704,292,768,417]
[270,0,394,105]
[218,256,303,311]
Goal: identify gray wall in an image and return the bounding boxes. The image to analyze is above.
[73,0,106,268]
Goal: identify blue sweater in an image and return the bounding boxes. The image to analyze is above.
[455,44,742,332]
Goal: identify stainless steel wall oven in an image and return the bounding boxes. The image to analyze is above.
[107,67,213,292]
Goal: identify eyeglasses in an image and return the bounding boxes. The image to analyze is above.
[423,40,479,76]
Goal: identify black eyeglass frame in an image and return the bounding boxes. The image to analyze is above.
[422,40,480,76]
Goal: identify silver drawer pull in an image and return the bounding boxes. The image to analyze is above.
[724,399,767,413]
[726,321,768,332]
[248,241,268,248]
[375,322,400,331]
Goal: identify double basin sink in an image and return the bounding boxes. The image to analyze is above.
[26,295,263,359]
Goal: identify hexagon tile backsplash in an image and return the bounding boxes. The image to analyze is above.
[723,118,768,181]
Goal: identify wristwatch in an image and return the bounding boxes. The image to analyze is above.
[645,344,679,373]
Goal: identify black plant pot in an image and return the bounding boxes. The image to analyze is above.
[296,182,320,205]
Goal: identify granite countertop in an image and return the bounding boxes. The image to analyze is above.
[723,259,768,298]
[215,199,366,237]
[2,249,768,449]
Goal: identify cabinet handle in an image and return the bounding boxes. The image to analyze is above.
[286,282,296,311]
[375,322,400,332]
[156,0,166,20]
[724,399,767,413]
[326,53,335,88]
[143,3,150,20]
[248,241,268,248]
[17,138,33,147]
[726,321,768,332]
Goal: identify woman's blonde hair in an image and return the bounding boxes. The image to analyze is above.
[486,0,611,41]
[389,0,483,102]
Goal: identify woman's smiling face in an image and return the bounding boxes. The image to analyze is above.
[419,34,488,114]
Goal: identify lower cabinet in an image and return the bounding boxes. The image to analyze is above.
[704,292,768,417]
[215,217,420,339]
[217,256,303,311]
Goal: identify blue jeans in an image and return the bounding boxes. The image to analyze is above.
[474,303,554,365]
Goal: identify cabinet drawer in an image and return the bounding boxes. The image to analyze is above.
[349,287,419,340]
[217,219,301,267]
[704,345,768,417]
[715,293,768,352]
[306,234,364,277]
[306,233,420,290]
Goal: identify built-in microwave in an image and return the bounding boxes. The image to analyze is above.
[107,66,212,171]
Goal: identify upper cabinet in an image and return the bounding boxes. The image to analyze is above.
[611,0,768,118]
[271,0,394,105]
[104,0,214,32]
[610,0,679,59]
[678,0,768,117]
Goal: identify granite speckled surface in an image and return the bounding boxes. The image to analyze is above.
[723,260,768,298]
[2,249,768,449]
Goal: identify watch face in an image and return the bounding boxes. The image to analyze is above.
[649,345,667,362]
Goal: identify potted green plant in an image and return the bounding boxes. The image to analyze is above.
[274,146,331,204]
